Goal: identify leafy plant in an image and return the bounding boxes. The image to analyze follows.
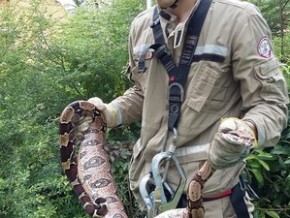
[0,1,289,218]
[245,104,290,218]
[0,0,145,217]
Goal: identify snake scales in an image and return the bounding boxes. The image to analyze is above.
[59,100,214,218]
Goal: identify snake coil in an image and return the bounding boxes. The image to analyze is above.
[59,100,214,218]
[59,100,127,218]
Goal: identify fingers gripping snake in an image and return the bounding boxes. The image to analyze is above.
[59,101,250,218]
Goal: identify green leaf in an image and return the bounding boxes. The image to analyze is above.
[265,210,280,218]
[257,159,270,171]
[250,168,264,187]
[284,158,290,164]
[272,146,290,155]
[257,152,276,161]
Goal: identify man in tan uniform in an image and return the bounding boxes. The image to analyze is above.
[88,0,289,217]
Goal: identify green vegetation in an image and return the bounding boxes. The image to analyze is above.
[0,0,289,217]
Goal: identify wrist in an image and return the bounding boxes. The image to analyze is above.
[243,120,257,137]
[103,104,118,128]
[243,119,258,148]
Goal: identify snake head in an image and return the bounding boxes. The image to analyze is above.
[222,130,254,147]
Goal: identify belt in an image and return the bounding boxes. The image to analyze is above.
[177,189,233,208]
[203,189,232,202]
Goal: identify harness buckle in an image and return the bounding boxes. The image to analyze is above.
[167,83,184,129]
[168,82,184,103]
[154,44,170,61]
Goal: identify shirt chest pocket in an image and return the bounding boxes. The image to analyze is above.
[185,63,225,113]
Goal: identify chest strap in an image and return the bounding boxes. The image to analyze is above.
[150,0,212,131]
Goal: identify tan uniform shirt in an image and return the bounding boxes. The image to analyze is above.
[109,0,289,208]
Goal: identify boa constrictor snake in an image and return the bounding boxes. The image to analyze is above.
[59,100,251,218]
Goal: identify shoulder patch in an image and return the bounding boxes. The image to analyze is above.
[257,37,272,58]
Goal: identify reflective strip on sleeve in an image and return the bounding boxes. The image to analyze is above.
[110,102,123,126]
[195,44,228,57]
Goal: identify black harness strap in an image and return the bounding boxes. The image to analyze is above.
[150,0,212,130]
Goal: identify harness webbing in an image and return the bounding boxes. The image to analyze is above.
[150,0,212,130]
[139,2,213,216]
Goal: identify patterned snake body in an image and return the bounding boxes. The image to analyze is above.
[59,101,127,218]
[59,101,231,218]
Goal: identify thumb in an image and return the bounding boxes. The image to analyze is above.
[88,97,106,111]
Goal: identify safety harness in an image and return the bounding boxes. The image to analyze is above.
[139,0,212,217]
[150,0,212,131]
[139,1,260,217]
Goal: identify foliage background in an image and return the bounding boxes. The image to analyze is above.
[0,0,289,218]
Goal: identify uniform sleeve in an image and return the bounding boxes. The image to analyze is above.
[108,21,144,126]
[231,5,289,147]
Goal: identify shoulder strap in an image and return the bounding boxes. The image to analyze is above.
[151,6,165,46]
[151,0,212,130]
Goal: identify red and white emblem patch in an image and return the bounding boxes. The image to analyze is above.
[257,37,272,58]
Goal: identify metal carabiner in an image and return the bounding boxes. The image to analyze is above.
[140,128,186,217]
[151,152,186,214]
[159,155,186,212]
[149,128,186,215]
[140,173,155,218]
[161,128,178,183]
[140,172,176,218]
[140,174,154,209]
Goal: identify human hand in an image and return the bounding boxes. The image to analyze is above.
[88,97,117,128]
[208,118,257,169]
